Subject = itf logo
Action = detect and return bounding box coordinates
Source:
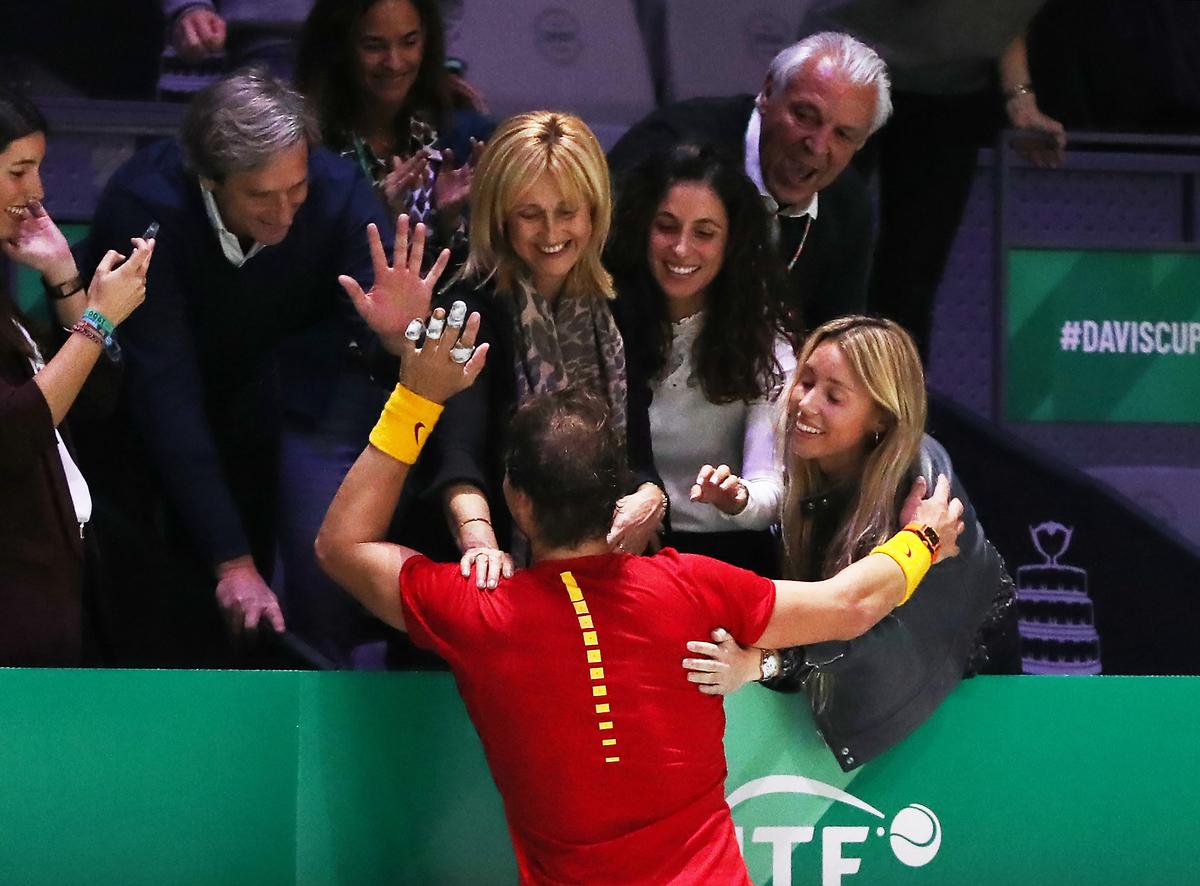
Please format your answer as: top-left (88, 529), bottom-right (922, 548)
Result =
top-left (728, 775), bottom-right (941, 885)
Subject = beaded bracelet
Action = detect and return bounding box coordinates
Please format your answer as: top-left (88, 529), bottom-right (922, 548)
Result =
top-left (70, 320), bottom-right (105, 347)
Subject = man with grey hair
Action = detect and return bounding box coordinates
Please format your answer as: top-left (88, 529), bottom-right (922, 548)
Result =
top-left (609, 31), bottom-right (891, 333)
top-left (80, 70), bottom-right (395, 666)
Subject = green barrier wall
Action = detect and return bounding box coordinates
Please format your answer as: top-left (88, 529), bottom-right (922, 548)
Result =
top-left (1, 672), bottom-right (1196, 885)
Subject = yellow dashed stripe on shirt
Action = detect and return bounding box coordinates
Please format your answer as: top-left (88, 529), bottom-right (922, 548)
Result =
top-left (561, 570), bottom-right (620, 764)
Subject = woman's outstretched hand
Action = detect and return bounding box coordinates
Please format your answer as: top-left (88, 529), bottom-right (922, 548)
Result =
top-left (690, 463), bottom-right (749, 516)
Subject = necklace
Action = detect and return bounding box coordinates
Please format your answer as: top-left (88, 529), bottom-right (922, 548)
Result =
top-left (786, 215), bottom-right (814, 272)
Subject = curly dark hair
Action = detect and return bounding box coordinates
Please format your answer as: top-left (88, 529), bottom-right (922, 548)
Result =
top-left (606, 144), bottom-right (793, 403)
top-left (294, 0), bottom-right (451, 152)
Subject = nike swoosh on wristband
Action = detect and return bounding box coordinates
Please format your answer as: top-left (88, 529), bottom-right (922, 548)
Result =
top-left (414, 421), bottom-right (426, 444)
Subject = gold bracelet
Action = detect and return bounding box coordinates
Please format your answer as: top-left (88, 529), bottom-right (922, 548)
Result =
top-left (368, 384), bottom-right (444, 464)
top-left (870, 529), bottom-right (934, 605)
top-left (1004, 82), bottom-right (1034, 102)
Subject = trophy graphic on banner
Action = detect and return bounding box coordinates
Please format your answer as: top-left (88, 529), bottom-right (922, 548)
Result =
top-left (1014, 522), bottom-right (1102, 675)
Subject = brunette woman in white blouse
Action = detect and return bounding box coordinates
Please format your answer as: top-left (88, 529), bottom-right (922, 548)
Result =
top-left (609, 145), bottom-right (795, 573)
top-left (0, 89), bottom-right (153, 665)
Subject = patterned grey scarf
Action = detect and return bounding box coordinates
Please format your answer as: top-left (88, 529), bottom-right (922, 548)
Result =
top-left (502, 283), bottom-right (628, 437)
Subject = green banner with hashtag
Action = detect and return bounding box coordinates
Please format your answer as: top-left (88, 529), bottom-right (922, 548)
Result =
top-left (1006, 248), bottom-right (1200, 422)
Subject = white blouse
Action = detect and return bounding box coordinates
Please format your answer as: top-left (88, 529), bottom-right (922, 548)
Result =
top-left (648, 311), bottom-right (795, 534)
top-left (15, 321), bottom-right (92, 525)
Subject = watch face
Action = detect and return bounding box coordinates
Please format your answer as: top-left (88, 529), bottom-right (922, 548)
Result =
top-left (760, 651), bottom-right (779, 680)
top-left (923, 525), bottom-right (940, 547)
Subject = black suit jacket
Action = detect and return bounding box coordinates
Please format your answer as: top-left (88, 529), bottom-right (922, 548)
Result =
top-left (0, 346), bottom-right (84, 665)
top-left (608, 95), bottom-right (874, 332)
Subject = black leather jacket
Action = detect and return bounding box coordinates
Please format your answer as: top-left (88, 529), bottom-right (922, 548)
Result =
top-left (766, 435), bottom-right (1018, 771)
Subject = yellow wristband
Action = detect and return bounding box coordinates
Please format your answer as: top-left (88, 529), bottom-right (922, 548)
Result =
top-left (368, 384), bottom-right (444, 464)
top-left (870, 529), bottom-right (934, 605)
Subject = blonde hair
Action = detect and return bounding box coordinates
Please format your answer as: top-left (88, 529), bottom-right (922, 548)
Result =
top-left (462, 110), bottom-right (614, 299)
top-left (780, 316), bottom-right (926, 580)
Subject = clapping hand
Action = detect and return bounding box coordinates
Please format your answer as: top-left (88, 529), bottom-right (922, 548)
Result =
top-left (382, 153), bottom-right (431, 216)
top-left (434, 140), bottom-right (486, 219)
top-left (339, 214), bottom-right (450, 355)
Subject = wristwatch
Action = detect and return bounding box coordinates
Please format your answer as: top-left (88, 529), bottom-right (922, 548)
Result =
top-left (42, 274), bottom-right (84, 300)
top-left (757, 649), bottom-right (781, 682)
top-left (903, 522), bottom-right (940, 558)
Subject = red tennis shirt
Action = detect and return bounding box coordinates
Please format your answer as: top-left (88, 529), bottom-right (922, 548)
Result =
top-left (399, 547), bottom-right (776, 885)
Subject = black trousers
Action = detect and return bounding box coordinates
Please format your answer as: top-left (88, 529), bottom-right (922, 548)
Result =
top-left (667, 528), bottom-right (780, 578)
top-left (855, 89), bottom-right (1002, 361)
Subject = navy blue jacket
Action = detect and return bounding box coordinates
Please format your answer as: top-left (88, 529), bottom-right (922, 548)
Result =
top-left (83, 139), bottom-right (390, 570)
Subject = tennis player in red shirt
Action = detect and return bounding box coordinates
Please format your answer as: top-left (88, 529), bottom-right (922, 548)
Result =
top-left (317, 219), bottom-right (962, 885)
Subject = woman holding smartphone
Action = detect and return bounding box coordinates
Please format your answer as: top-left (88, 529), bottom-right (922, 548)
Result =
top-left (0, 88), bottom-right (155, 665)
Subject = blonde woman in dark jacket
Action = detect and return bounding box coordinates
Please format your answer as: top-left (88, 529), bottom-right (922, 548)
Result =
top-left (683, 316), bottom-right (1018, 770)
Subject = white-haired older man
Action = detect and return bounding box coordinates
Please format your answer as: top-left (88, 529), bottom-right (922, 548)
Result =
top-left (609, 32), bottom-right (891, 334)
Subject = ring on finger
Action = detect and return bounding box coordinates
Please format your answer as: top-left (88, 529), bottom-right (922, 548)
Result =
top-left (450, 343), bottom-right (474, 364)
